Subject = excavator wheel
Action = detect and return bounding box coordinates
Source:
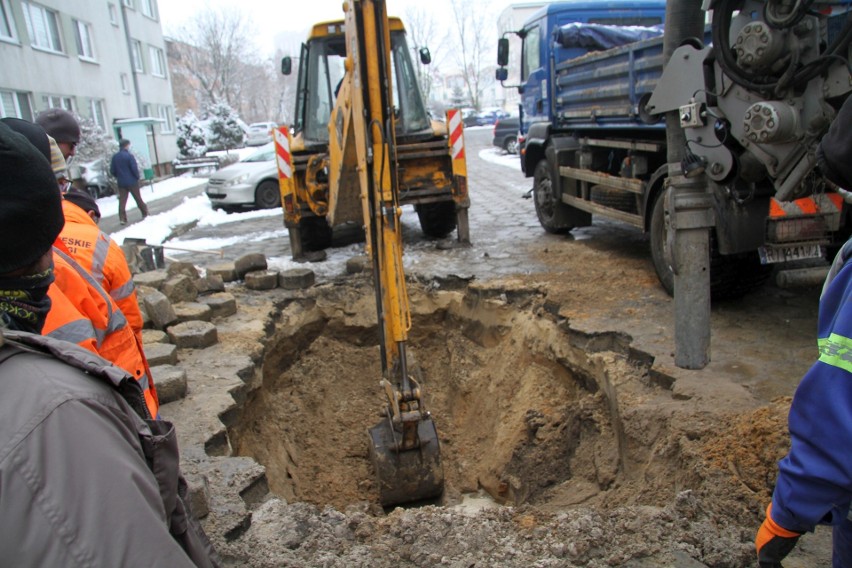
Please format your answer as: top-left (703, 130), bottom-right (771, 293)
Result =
top-left (368, 415), bottom-right (444, 507)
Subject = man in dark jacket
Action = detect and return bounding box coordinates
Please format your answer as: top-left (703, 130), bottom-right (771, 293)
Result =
top-left (756, 94), bottom-right (852, 567)
top-left (110, 138), bottom-right (149, 225)
top-left (0, 121), bottom-right (219, 566)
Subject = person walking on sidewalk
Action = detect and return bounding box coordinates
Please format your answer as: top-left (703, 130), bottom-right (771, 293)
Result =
top-left (110, 139), bottom-right (148, 225)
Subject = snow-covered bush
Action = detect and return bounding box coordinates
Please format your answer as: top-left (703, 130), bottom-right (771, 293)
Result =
top-left (205, 102), bottom-right (245, 152)
top-left (176, 110), bottom-right (208, 158)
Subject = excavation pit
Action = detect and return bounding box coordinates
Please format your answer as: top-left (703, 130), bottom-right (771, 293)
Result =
top-left (226, 277), bottom-right (787, 533)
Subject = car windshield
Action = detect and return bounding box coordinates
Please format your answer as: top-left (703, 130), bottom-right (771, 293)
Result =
top-left (243, 145), bottom-right (275, 163)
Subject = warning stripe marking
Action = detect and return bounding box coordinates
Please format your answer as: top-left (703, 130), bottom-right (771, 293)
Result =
top-left (769, 193), bottom-right (843, 218)
top-left (274, 128), bottom-right (292, 179)
top-left (448, 109), bottom-right (465, 161)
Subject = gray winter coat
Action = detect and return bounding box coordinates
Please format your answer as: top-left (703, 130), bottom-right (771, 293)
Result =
top-left (0, 329), bottom-right (219, 567)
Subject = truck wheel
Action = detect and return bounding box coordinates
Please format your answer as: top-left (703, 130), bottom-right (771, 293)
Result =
top-left (533, 160), bottom-right (573, 234)
top-left (416, 201), bottom-right (457, 238)
top-left (255, 181), bottom-right (281, 209)
top-left (649, 192), bottom-right (675, 296)
top-left (299, 216), bottom-right (333, 251)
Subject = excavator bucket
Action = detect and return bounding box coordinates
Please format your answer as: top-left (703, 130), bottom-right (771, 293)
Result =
top-left (368, 415), bottom-right (444, 506)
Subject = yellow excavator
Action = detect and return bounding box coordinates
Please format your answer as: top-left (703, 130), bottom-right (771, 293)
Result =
top-left (276, 0), bottom-right (448, 506)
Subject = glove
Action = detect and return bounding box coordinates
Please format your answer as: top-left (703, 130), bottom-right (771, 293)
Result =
top-left (756, 503), bottom-right (802, 567)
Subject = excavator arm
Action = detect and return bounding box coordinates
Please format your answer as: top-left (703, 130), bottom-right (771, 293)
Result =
top-left (330, 0), bottom-right (444, 507)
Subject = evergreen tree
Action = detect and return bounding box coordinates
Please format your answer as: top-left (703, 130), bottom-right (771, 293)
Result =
top-left (206, 101), bottom-right (245, 152)
top-left (176, 110), bottom-right (208, 158)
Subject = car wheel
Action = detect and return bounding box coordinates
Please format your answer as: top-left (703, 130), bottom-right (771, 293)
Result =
top-left (87, 185), bottom-right (100, 199)
top-left (254, 180), bottom-right (280, 209)
top-left (504, 136), bottom-right (519, 155)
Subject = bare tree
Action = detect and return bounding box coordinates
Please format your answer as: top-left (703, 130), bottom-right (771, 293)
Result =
top-left (448, 0), bottom-right (495, 111)
top-left (403, 6), bottom-right (441, 105)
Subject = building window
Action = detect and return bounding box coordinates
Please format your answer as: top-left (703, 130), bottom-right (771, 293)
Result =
top-left (22, 2), bottom-right (63, 53)
top-left (42, 94), bottom-right (75, 112)
top-left (157, 105), bottom-right (173, 133)
top-left (120, 72), bottom-right (130, 94)
top-left (89, 98), bottom-right (106, 129)
top-left (0, 90), bottom-right (34, 121)
top-left (122, 0), bottom-right (134, 9)
top-left (108, 3), bottom-right (118, 26)
top-left (149, 46), bottom-right (166, 77)
top-left (140, 0), bottom-right (157, 20)
top-left (131, 39), bottom-right (144, 72)
top-left (141, 103), bottom-right (151, 117)
top-left (0, 0), bottom-right (18, 43)
top-left (74, 19), bottom-right (96, 61)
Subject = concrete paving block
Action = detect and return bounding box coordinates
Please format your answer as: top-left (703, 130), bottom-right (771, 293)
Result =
top-left (145, 342), bottom-right (178, 366)
top-left (279, 268), bottom-right (316, 289)
top-left (195, 274), bottom-right (225, 295)
top-left (167, 320), bottom-right (218, 349)
top-left (245, 269), bottom-right (279, 290)
top-left (152, 364), bottom-right (188, 404)
top-left (199, 292), bottom-right (238, 319)
top-left (133, 269), bottom-right (168, 290)
top-left (184, 473), bottom-right (210, 519)
top-left (167, 261), bottom-right (200, 279)
top-left (207, 262), bottom-right (238, 283)
top-left (139, 302), bottom-right (152, 329)
top-left (162, 275), bottom-right (199, 303)
top-left (174, 301), bottom-right (214, 324)
top-left (346, 255), bottom-right (371, 274)
top-left (234, 253), bottom-right (267, 279)
top-left (142, 290), bottom-right (178, 329)
top-left (141, 329), bottom-right (169, 344)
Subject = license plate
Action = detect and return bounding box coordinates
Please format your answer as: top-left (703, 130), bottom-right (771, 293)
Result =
top-left (758, 244), bottom-right (823, 264)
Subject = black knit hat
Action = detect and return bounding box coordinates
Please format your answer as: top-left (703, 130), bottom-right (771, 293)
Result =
top-left (817, 95), bottom-right (852, 190)
top-left (35, 108), bottom-right (81, 144)
top-left (0, 117), bottom-right (51, 162)
top-left (64, 188), bottom-right (101, 218)
top-left (0, 122), bottom-right (65, 274)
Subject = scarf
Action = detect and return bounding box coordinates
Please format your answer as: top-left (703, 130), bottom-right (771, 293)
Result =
top-left (0, 264), bottom-right (55, 333)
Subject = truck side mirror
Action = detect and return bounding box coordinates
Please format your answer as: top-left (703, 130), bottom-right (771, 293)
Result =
top-left (497, 38), bottom-right (509, 67)
top-left (496, 68), bottom-right (508, 82)
top-left (281, 56), bottom-right (292, 76)
top-left (419, 47), bottom-right (431, 65)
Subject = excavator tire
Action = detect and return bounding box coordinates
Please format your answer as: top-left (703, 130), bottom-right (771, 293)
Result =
top-left (298, 216), bottom-right (333, 252)
top-left (415, 201), bottom-right (457, 238)
top-left (368, 415), bottom-right (444, 507)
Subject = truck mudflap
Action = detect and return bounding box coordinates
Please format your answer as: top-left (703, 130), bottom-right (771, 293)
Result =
top-left (761, 193), bottom-right (845, 264)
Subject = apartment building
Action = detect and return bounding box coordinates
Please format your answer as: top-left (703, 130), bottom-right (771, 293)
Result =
top-left (0, 0), bottom-right (178, 170)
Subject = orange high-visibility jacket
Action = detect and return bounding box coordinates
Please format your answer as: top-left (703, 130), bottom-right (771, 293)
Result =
top-left (59, 200), bottom-right (143, 335)
top-left (44, 247), bottom-right (159, 418)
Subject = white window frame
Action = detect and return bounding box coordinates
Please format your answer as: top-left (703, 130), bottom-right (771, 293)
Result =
top-left (22, 1), bottom-right (63, 53)
top-left (74, 19), bottom-right (96, 61)
top-left (120, 72), bottom-right (130, 94)
top-left (157, 105), bottom-right (173, 133)
top-left (0, 0), bottom-right (18, 43)
top-left (121, 0), bottom-right (134, 8)
top-left (108, 3), bottom-right (118, 26)
top-left (43, 94), bottom-right (75, 113)
top-left (131, 39), bottom-right (144, 72)
top-left (0, 90), bottom-right (34, 121)
top-left (141, 103), bottom-right (151, 117)
top-left (140, 0), bottom-right (157, 20)
top-left (149, 45), bottom-right (165, 77)
top-left (89, 98), bottom-right (106, 129)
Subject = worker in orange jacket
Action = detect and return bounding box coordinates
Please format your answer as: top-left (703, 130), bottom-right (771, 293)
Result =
top-left (60, 189), bottom-right (144, 336)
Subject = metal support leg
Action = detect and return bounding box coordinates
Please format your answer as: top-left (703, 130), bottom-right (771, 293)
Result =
top-left (456, 205), bottom-right (470, 245)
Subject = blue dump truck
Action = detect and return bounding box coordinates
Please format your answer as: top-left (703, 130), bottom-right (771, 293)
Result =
top-left (497, 0), bottom-right (852, 298)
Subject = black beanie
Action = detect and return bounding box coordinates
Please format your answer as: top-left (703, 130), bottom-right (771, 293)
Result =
top-left (817, 95), bottom-right (852, 190)
top-left (35, 108), bottom-right (81, 144)
top-left (64, 188), bottom-right (101, 218)
top-left (0, 122), bottom-right (65, 274)
top-left (0, 117), bottom-right (51, 162)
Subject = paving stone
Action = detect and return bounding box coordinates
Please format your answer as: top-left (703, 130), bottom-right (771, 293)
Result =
top-left (167, 320), bottom-right (218, 349)
top-left (174, 302), bottom-right (214, 323)
top-left (162, 275), bottom-right (199, 303)
top-left (207, 262), bottom-right (238, 283)
top-left (199, 292), bottom-right (238, 319)
top-left (145, 342), bottom-right (178, 366)
top-left (346, 255), bottom-right (371, 274)
top-left (184, 474), bottom-right (210, 519)
top-left (234, 253), bottom-right (267, 279)
top-left (195, 274), bottom-right (225, 295)
top-left (152, 364), bottom-right (188, 404)
top-left (142, 290), bottom-right (178, 329)
top-left (141, 329), bottom-right (169, 344)
top-left (135, 285), bottom-right (158, 298)
top-left (279, 268), bottom-right (316, 289)
top-left (167, 261), bottom-right (200, 279)
top-left (133, 269), bottom-right (168, 290)
top-left (139, 302), bottom-right (152, 329)
top-left (245, 269), bottom-right (279, 290)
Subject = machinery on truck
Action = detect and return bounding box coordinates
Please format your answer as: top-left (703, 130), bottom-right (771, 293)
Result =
top-left (276, 0), bottom-right (444, 506)
top-left (497, 0), bottom-right (852, 298)
top-left (280, 12), bottom-right (469, 260)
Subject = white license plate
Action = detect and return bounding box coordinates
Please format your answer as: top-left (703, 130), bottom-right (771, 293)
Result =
top-left (758, 244), bottom-right (823, 264)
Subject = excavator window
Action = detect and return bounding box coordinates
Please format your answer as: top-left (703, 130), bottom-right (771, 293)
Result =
top-left (303, 37), bottom-right (346, 143)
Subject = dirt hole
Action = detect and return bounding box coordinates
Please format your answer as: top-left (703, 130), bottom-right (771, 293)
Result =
top-left (227, 279), bottom-right (785, 521)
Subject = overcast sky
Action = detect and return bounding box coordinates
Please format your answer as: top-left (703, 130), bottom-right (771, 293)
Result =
top-left (158, 0), bottom-right (526, 57)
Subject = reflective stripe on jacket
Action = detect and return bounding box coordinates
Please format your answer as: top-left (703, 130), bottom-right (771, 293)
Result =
top-left (60, 200), bottom-right (143, 335)
top-left (45, 246), bottom-right (159, 418)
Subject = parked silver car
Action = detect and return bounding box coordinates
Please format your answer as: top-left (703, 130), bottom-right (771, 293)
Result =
top-left (205, 144), bottom-right (280, 211)
top-left (245, 122), bottom-right (276, 146)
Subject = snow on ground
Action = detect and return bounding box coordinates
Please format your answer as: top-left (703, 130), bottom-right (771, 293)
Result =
top-left (478, 147), bottom-right (521, 171)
